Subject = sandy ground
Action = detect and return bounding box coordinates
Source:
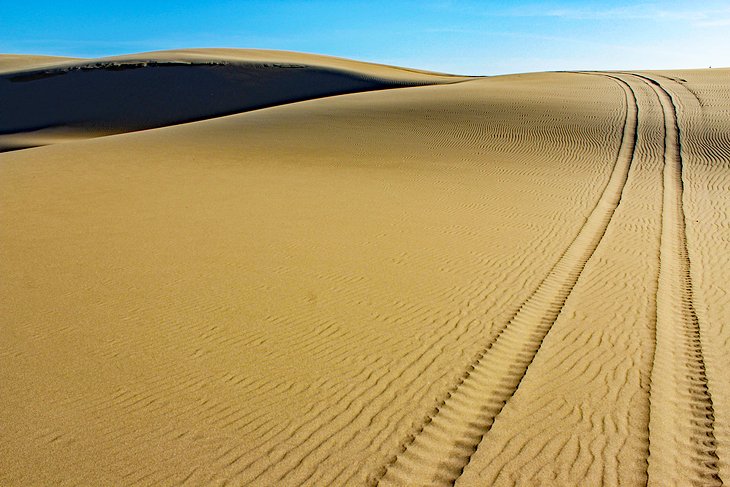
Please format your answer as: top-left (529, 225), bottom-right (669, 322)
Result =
top-left (1, 50), bottom-right (729, 486)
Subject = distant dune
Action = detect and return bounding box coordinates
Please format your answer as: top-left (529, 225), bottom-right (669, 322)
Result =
top-left (1, 50), bottom-right (729, 486)
top-left (0, 49), bottom-right (468, 151)
top-left (0, 54), bottom-right (83, 73)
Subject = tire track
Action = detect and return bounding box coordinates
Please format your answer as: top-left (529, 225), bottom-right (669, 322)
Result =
top-left (634, 73), bottom-right (722, 486)
top-left (373, 75), bottom-right (638, 486)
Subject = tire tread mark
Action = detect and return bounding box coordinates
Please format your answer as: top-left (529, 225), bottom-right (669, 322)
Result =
top-left (372, 74), bottom-right (638, 487)
top-left (632, 72), bottom-right (722, 487)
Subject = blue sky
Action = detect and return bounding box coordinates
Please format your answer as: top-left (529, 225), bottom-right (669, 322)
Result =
top-left (1, 0), bottom-right (729, 75)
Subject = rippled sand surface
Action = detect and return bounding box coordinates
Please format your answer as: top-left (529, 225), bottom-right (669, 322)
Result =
top-left (1, 51), bottom-right (729, 485)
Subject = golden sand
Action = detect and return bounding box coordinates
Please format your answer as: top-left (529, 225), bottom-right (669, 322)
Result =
top-left (1, 51), bottom-right (728, 485)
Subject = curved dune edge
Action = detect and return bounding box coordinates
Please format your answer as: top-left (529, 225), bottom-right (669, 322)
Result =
top-left (0, 49), bottom-right (473, 152)
top-left (0, 54), bottom-right (84, 73)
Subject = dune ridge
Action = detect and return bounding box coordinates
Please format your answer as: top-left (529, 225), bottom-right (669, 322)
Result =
top-left (0, 54), bottom-right (82, 73)
top-left (0, 49), bottom-right (469, 151)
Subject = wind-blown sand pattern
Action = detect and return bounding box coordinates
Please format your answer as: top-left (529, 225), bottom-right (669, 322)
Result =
top-left (637, 73), bottom-right (721, 486)
top-left (376, 74), bottom-right (638, 486)
top-left (1, 50), bottom-right (729, 486)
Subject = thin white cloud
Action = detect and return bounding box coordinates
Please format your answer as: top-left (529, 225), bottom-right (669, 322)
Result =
top-left (542, 4), bottom-right (657, 20)
top-left (535, 3), bottom-right (730, 28)
top-left (694, 17), bottom-right (730, 27)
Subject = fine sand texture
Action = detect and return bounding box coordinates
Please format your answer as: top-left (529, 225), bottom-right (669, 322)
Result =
top-left (1, 50), bottom-right (729, 486)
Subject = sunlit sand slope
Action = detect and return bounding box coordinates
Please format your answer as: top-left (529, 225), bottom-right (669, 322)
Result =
top-left (1, 64), bottom-right (728, 486)
top-left (0, 54), bottom-right (82, 73)
top-left (655, 68), bottom-right (730, 486)
top-left (452, 70), bottom-right (730, 487)
top-left (0, 49), bottom-right (465, 151)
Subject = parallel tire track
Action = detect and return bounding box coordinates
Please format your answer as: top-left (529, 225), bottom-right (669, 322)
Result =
top-left (373, 75), bottom-right (638, 486)
top-left (635, 74), bottom-right (722, 486)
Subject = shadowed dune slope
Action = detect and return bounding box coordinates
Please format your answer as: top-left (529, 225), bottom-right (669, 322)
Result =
top-left (0, 49), bottom-right (468, 151)
top-left (0, 64), bottom-right (729, 486)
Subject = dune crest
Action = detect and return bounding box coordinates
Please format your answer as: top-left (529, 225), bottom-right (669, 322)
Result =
top-left (0, 49), bottom-right (469, 151)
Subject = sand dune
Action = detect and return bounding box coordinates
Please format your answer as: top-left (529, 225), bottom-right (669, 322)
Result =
top-left (0, 49), bottom-right (467, 151)
top-left (0, 50), bottom-right (729, 486)
top-left (0, 54), bottom-right (82, 73)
